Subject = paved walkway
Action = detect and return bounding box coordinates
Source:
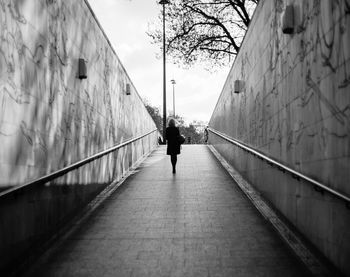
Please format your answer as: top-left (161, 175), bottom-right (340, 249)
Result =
top-left (27, 145), bottom-right (310, 277)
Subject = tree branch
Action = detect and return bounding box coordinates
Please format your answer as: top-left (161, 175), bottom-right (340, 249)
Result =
top-left (184, 3), bottom-right (240, 52)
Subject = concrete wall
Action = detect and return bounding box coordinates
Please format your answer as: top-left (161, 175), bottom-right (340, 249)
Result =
top-left (209, 0), bottom-right (350, 274)
top-left (0, 0), bottom-right (158, 273)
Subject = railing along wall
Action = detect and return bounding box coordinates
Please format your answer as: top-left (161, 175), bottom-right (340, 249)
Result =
top-left (0, 129), bottom-right (157, 198)
top-left (208, 128), bottom-right (350, 207)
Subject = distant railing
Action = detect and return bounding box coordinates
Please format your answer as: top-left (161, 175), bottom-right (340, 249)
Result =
top-left (0, 129), bottom-right (158, 198)
top-left (208, 128), bottom-right (350, 206)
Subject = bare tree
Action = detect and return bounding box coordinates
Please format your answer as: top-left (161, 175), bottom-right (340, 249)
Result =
top-left (148, 0), bottom-right (259, 67)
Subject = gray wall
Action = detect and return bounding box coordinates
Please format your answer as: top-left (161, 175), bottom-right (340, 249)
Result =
top-left (209, 0), bottom-right (350, 274)
top-left (0, 0), bottom-right (157, 189)
top-left (0, 0), bottom-right (158, 273)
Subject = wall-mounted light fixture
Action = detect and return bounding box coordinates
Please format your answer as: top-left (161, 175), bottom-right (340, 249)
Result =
top-left (78, 58), bottom-right (87, 79)
top-left (282, 5), bottom-right (294, 34)
top-left (234, 80), bottom-right (244, 94)
top-left (126, 83), bottom-right (131, 95)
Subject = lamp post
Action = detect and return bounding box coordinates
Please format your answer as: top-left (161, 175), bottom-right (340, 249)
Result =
top-left (159, 0), bottom-right (170, 144)
top-left (171, 79), bottom-right (176, 117)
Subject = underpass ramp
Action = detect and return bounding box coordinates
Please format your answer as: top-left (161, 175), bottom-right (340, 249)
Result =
top-left (26, 145), bottom-right (311, 277)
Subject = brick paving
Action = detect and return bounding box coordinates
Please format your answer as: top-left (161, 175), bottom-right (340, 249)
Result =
top-left (27, 145), bottom-right (310, 277)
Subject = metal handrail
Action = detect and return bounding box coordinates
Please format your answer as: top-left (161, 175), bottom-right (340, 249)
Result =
top-left (208, 127), bottom-right (350, 205)
top-left (0, 129), bottom-right (158, 198)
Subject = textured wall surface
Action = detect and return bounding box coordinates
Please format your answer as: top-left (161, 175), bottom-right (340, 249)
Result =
top-left (0, 0), bottom-right (158, 273)
top-left (209, 0), bottom-right (350, 274)
top-left (0, 0), bottom-right (157, 188)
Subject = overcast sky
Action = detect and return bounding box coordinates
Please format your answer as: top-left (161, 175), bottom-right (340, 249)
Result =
top-left (88, 0), bottom-right (231, 123)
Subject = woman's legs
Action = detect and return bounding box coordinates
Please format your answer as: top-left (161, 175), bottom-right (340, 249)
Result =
top-left (171, 154), bottom-right (177, 173)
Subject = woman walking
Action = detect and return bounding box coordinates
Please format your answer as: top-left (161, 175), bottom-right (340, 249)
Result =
top-left (165, 118), bottom-right (181, 174)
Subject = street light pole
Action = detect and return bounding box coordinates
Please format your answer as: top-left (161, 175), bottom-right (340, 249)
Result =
top-left (159, 0), bottom-right (169, 144)
top-left (171, 79), bottom-right (176, 117)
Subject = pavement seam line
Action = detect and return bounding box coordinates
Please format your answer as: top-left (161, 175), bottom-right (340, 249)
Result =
top-left (207, 144), bottom-right (332, 277)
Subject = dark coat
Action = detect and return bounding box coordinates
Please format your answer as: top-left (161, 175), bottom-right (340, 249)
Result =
top-left (166, 126), bottom-right (180, 155)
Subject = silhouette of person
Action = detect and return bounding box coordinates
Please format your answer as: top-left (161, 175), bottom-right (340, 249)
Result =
top-left (204, 126), bottom-right (208, 144)
top-left (165, 118), bottom-right (181, 174)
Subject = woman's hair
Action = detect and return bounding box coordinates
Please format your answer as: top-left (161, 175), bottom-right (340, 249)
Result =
top-left (168, 118), bottom-right (176, 127)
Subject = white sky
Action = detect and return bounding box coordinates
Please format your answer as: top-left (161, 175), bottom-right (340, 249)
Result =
top-left (88, 0), bottom-right (231, 123)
